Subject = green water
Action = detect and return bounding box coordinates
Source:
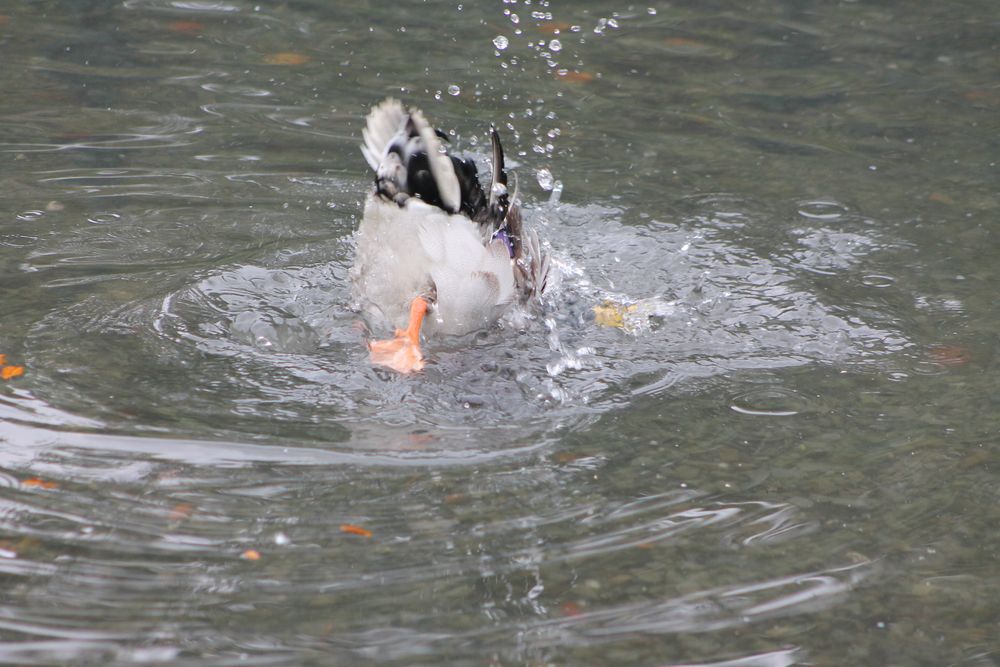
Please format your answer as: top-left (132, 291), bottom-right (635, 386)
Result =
top-left (1, 1), bottom-right (998, 665)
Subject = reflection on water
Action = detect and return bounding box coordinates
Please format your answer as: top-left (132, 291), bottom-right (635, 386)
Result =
top-left (1, 0), bottom-right (998, 665)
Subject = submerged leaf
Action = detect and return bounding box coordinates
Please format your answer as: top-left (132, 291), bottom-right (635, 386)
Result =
top-left (593, 300), bottom-right (636, 329)
top-left (340, 524), bottom-right (373, 538)
top-left (927, 344), bottom-right (972, 367)
top-left (264, 52), bottom-right (312, 65)
top-left (168, 503), bottom-right (195, 523)
top-left (556, 70), bottom-right (595, 83)
top-left (537, 21), bottom-right (573, 35)
top-left (167, 20), bottom-right (205, 34)
top-left (560, 601), bottom-right (583, 617)
top-left (22, 478), bottom-right (58, 490)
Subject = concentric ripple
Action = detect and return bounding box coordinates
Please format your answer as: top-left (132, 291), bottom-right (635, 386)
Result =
top-left (14, 192), bottom-right (913, 459)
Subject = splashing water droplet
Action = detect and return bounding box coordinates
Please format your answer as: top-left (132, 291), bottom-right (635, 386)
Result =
top-left (536, 168), bottom-right (554, 191)
top-left (447, 84), bottom-right (461, 96)
top-left (549, 39), bottom-right (562, 52)
top-left (549, 180), bottom-right (563, 206)
top-left (493, 35), bottom-right (509, 50)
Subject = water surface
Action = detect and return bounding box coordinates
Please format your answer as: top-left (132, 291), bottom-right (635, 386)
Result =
top-left (1, 1), bottom-right (998, 665)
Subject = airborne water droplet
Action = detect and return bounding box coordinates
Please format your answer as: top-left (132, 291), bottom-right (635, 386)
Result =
top-left (536, 168), bottom-right (554, 191)
top-left (493, 35), bottom-right (509, 50)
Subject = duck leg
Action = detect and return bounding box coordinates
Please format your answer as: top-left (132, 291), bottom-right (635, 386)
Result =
top-left (369, 296), bottom-right (427, 373)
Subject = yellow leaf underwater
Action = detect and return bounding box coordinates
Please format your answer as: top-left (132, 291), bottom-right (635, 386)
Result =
top-left (593, 300), bottom-right (637, 329)
top-left (593, 297), bottom-right (674, 333)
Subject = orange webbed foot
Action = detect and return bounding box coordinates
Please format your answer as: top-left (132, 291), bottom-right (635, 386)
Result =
top-left (368, 297), bottom-right (428, 374)
top-left (369, 331), bottom-right (425, 373)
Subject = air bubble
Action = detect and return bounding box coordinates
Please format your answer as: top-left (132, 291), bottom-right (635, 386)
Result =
top-left (493, 35), bottom-right (509, 50)
top-left (861, 274), bottom-right (896, 288)
top-left (87, 212), bottom-right (122, 225)
top-left (549, 39), bottom-right (562, 52)
top-left (730, 387), bottom-right (808, 417)
top-left (797, 200), bottom-right (848, 220)
top-left (447, 84), bottom-right (461, 96)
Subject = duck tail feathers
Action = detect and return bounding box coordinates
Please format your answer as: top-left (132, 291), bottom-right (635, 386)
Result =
top-left (361, 98), bottom-right (463, 214)
top-left (361, 98), bottom-right (408, 172)
top-left (409, 109), bottom-right (461, 213)
top-left (488, 127), bottom-right (508, 208)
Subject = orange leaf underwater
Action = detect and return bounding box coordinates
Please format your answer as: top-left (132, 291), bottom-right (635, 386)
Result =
top-left (168, 503), bottom-right (196, 523)
top-left (537, 21), bottom-right (573, 35)
top-left (264, 52), bottom-right (312, 65)
top-left (0, 354), bottom-right (25, 380)
top-left (22, 478), bottom-right (59, 490)
top-left (167, 20), bottom-right (205, 34)
top-left (241, 549), bottom-right (261, 561)
top-left (339, 524), bottom-right (373, 538)
top-left (555, 70), bottom-right (595, 83)
top-left (560, 601), bottom-right (583, 617)
top-left (927, 344), bottom-right (972, 367)
top-left (928, 192), bottom-right (955, 205)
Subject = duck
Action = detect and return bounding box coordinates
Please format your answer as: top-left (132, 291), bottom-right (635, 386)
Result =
top-left (351, 98), bottom-right (549, 373)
